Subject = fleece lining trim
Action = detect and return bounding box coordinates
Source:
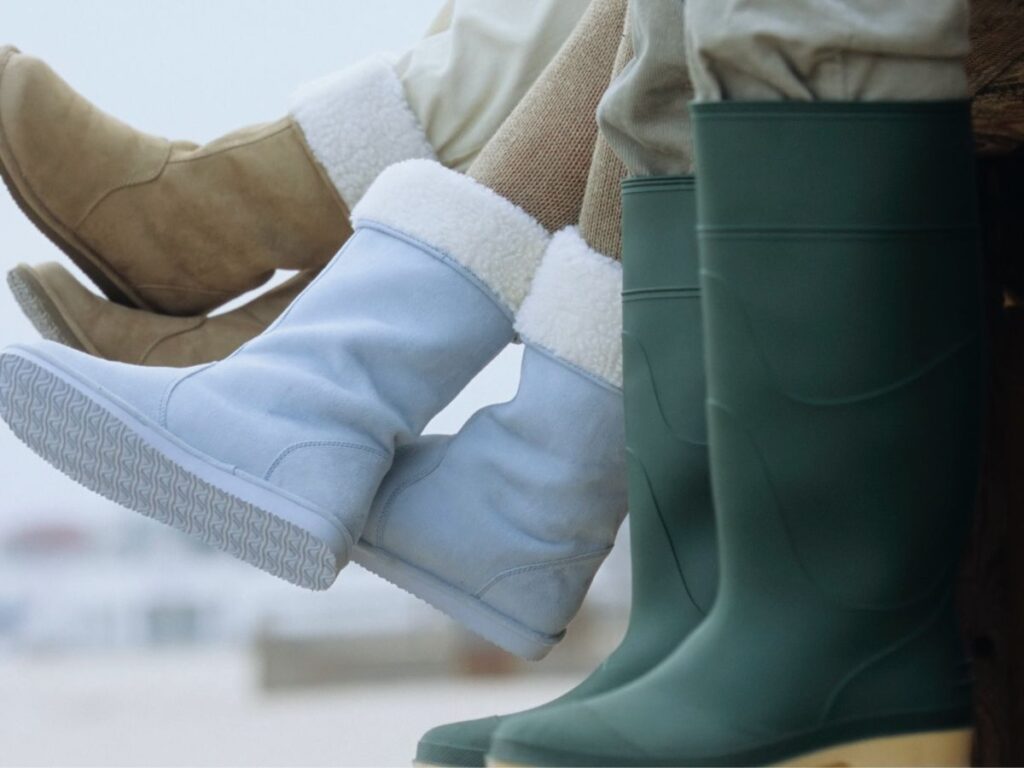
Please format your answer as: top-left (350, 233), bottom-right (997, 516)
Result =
top-left (290, 55), bottom-right (436, 209)
top-left (351, 160), bottom-right (550, 313)
top-left (515, 228), bottom-right (623, 389)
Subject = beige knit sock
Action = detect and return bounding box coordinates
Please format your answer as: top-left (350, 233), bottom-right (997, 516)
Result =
top-left (578, 134), bottom-right (628, 259)
top-left (468, 0), bottom-right (627, 233)
top-left (578, 24), bottom-right (633, 260)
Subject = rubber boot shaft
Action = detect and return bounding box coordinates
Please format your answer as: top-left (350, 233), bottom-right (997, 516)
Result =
top-left (618, 176), bottom-right (717, 663)
top-left (488, 101), bottom-right (983, 766)
top-left (415, 179), bottom-right (716, 766)
top-left (694, 100), bottom-right (982, 760)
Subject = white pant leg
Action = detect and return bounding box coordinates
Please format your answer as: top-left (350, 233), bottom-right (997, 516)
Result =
top-left (598, 0), bottom-right (694, 176)
top-left (397, 0), bottom-right (592, 170)
top-left (423, 0), bottom-right (455, 37)
top-left (685, 0), bottom-right (969, 102)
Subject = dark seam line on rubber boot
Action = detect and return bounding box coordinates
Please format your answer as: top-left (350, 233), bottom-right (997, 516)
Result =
top-left (628, 448), bottom-right (711, 616)
top-left (703, 272), bottom-right (979, 408)
top-left (699, 227), bottom-right (978, 238)
top-left (820, 584), bottom-right (970, 723)
top-left (622, 331), bottom-right (707, 447)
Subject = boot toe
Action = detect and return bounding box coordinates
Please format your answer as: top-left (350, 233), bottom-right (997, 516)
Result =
top-left (0, 340), bottom-right (350, 591)
top-left (416, 716), bottom-right (501, 767)
top-left (490, 703), bottom-right (646, 767)
top-left (0, 47), bottom-right (170, 246)
top-left (0, 49), bottom-right (60, 163)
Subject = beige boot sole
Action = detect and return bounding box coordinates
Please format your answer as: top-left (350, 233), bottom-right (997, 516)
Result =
top-left (485, 728), bottom-right (973, 768)
top-left (0, 45), bottom-right (152, 310)
top-left (780, 728), bottom-right (972, 767)
top-left (7, 263), bottom-right (93, 353)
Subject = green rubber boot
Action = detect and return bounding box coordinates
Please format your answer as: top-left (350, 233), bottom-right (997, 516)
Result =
top-left (415, 177), bottom-right (717, 766)
top-left (488, 102), bottom-right (983, 767)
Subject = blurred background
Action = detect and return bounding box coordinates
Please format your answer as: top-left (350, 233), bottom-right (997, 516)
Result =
top-left (0, 2), bottom-right (631, 765)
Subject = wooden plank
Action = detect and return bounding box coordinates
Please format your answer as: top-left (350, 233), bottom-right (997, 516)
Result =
top-left (969, 0), bottom-right (1024, 155)
top-left (968, 0), bottom-right (1024, 96)
top-left (974, 56), bottom-right (1024, 155)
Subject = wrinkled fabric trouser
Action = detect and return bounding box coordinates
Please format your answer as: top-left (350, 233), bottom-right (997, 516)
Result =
top-left (397, 0), bottom-right (591, 171)
top-left (598, 0), bottom-right (970, 176)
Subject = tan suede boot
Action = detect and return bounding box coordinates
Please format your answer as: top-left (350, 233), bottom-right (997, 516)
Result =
top-left (7, 262), bottom-right (316, 366)
top-left (0, 45), bottom-right (350, 316)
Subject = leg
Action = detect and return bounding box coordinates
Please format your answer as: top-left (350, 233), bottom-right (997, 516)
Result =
top-left (490, 1), bottom-right (982, 765)
top-left (0, 0), bottom-right (624, 600)
top-left (4, 0), bottom-right (594, 364)
top-left (0, 0), bottom-right (589, 315)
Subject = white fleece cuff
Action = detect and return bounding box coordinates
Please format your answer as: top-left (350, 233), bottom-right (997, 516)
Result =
top-left (515, 228), bottom-right (623, 389)
top-left (290, 55), bottom-right (436, 209)
top-left (351, 159), bottom-right (550, 313)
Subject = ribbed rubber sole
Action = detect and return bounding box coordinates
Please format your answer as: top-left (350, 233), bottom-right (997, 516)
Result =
top-left (354, 541), bottom-right (562, 661)
top-left (7, 265), bottom-right (90, 352)
top-left (0, 350), bottom-right (344, 590)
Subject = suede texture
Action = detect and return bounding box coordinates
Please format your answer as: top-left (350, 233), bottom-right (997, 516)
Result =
top-left (418, 178), bottom-right (714, 768)
top-left (361, 345), bottom-right (626, 638)
top-left (14, 222), bottom-right (514, 546)
top-left (0, 48), bottom-right (350, 315)
top-left (13, 262), bottom-right (318, 366)
top-left (163, 225), bottom-right (514, 531)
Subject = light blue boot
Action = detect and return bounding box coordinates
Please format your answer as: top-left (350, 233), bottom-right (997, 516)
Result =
top-left (356, 228), bottom-right (626, 660)
top-left (0, 160), bottom-right (549, 590)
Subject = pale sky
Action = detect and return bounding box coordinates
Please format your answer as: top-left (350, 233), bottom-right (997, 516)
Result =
top-left (0, 1), bottom-right (523, 530)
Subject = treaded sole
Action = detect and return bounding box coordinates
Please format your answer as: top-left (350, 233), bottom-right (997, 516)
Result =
top-left (354, 541), bottom-right (562, 661)
top-left (0, 352), bottom-right (341, 590)
top-left (7, 265), bottom-right (89, 352)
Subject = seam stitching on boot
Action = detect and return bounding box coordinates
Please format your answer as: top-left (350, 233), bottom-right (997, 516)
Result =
top-left (474, 547), bottom-right (613, 598)
top-left (74, 141), bottom-right (174, 229)
top-left (373, 439), bottom-right (452, 546)
top-left (264, 440), bottom-right (389, 481)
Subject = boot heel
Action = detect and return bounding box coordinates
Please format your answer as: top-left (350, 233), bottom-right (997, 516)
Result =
top-left (781, 728), bottom-right (973, 767)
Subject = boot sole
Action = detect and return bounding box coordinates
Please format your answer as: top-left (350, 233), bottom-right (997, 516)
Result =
top-left (7, 264), bottom-right (95, 354)
top-left (485, 727), bottom-right (974, 767)
top-left (0, 46), bottom-right (153, 311)
top-left (781, 727), bottom-right (973, 767)
top-left (353, 541), bottom-right (562, 661)
top-left (0, 348), bottom-right (350, 590)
